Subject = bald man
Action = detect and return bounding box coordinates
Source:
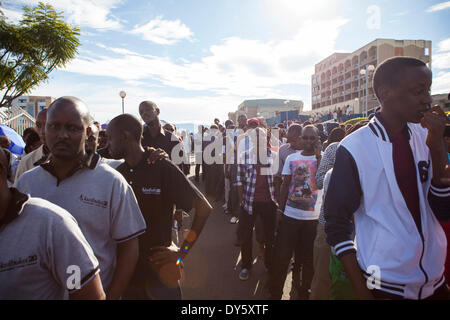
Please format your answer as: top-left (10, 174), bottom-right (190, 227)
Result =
top-left (16, 96), bottom-right (147, 300)
top-left (14, 108), bottom-right (50, 184)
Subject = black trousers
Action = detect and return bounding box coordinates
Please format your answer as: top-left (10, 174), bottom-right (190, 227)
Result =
top-left (237, 202), bottom-right (277, 270)
top-left (269, 215), bottom-right (317, 299)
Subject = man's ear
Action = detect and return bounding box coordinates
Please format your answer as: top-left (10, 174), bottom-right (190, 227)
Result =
top-left (377, 86), bottom-right (392, 103)
top-left (156, 108), bottom-right (160, 116)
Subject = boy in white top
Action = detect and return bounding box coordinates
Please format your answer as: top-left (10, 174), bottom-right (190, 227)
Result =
top-left (269, 125), bottom-right (322, 300)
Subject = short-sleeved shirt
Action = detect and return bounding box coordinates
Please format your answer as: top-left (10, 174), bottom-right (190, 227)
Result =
top-left (0, 190), bottom-right (99, 300)
top-left (16, 154), bottom-right (146, 290)
top-left (282, 152), bottom-right (320, 220)
top-left (116, 156), bottom-right (203, 254)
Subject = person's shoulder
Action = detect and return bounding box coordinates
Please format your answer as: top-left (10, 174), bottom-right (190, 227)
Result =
top-left (18, 164), bottom-right (44, 180)
top-left (22, 197), bottom-right (77, 227)
top-left (18, 146), bottom-right (42, 164)
top-left (285, 151), bottom-right (300, 162)
top-left (340, 124), bottom-right (371, 146)
top-left (100, 158), bottom-right (124, 170)
top-left (94, 159), bottom-right (130, 183)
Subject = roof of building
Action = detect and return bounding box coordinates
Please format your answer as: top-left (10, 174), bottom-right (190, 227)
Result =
top-left (239, 99), bottom-right (303, 108)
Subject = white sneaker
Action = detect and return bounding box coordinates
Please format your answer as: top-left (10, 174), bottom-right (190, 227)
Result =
top-left (239, 268), bottom-right (250, 281)
top-left (230, 216), bottom-right (239, 224)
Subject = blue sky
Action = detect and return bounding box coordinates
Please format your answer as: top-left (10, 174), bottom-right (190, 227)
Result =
top-left (3, 0), bottom-right (450, 125)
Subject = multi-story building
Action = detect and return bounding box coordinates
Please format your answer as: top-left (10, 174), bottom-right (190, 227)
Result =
top-left (10, 95), bottom-right (55, 118)
top-left (311, 39), bottom-right (432, 115)
top-left (233, 99), bottom-right (303, 121)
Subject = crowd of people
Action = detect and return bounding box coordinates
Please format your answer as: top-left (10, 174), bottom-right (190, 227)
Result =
top-left (0, 56), bottom-right (449, 300)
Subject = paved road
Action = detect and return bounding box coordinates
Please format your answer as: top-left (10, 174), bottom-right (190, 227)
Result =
top-left (179, 170), bottom-right (295, 300)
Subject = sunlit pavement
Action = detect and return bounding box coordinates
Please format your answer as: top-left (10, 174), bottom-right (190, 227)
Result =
top-left (180, 165), bottom-right (294, 300)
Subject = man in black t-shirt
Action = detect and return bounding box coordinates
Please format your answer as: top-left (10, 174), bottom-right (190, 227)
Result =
top-left (107, 114), bottom-right (212, 300)
top-left (139, 101), bottom-right (184, 164)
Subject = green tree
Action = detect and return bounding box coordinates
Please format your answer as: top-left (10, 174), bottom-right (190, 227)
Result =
top-left (0, 2), bottom-right (80, 108)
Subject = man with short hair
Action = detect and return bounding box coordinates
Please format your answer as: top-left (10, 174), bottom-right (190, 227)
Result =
top-left (325, 57), bottom-right (450, 300)
top-left (16, 97), bottom-right (147, 300)
top-left (140, 101), bottom-right (183, 162)
top-left (0, 147), bottom-right (105, 300)
top-left (274, 124), bottom-right (303, 204)
top-left (270, 125), bottom-right (322, 300)
top-left (107, 114), bottom-right (212, 299)
top-left (14, 108), bottom-right (50, 183)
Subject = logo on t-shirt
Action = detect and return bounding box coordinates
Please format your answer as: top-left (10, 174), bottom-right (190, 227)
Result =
top-left (142, 187), bottom-right (161, 195)
top-left (287, 159), bottom-right (318, 211)
top-left (0, 255), bottom-right (38, 273)
top-left (79, 194), bottom-right (108, 208)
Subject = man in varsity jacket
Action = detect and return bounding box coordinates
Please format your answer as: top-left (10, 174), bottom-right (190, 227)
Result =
top-left (324, 57), bottom-right (450, 300)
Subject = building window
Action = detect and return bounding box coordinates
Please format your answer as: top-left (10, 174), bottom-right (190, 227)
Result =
top-left (27, 104), bottom-right (34, 117)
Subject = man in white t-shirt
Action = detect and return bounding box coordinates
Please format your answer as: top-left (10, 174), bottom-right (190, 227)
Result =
top-left (269, 125), bottom-right (322, 300)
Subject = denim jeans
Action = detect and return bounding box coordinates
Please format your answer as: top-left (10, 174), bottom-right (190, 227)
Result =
top-left (269, 215), bottom-right (318, 299)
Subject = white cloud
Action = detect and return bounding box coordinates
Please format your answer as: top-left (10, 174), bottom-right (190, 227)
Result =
top-left (130, 16), bottom-right (194, 45)
top-left (426, 1), bottom-right (450, 12)
top-left (432, 71), bottom-right (450, 94)
top-left (437, 38), bottom-right (450, 52)
top-left (434, 52), bottom-right (450, 70)
top-left (30, 17), bottom-right (349, 123)
top-left (1, 8), bottom-right (23, 23)
top-left (433, 38), bottom-right (450, 70)
top-left (64, 17), bottom-right (349, 99)
top-left (11, 0), bottom-right (124, 30)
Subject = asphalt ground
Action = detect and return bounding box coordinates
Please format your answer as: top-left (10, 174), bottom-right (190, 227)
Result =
top-left (179, 166), bottom-right (296, 300)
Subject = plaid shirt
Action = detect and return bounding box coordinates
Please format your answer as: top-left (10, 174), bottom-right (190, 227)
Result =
top-left (236, 137), bottom-right (277, 215)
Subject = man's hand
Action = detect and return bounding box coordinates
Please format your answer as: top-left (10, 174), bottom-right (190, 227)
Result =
top-left (148, 246), bottom-right (183, 287)
top-left (149, 246), bottom-right (180, 266)
top-left (144, 147), bottom-right (169, 164)
top-left (420, 106), bottom-right (449, 148)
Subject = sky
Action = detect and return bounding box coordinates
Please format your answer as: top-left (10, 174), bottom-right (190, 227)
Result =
top-left (2, 0), bottom-right (450, 126)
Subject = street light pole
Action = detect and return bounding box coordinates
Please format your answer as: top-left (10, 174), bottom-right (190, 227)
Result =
top-left (119, 90), bottom-right (126, 114)
top-left (359, 65), bottom-right (375, 117)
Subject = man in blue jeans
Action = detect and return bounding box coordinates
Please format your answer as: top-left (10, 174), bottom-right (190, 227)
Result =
top-left (269, 125), bottom-right (322, 299)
